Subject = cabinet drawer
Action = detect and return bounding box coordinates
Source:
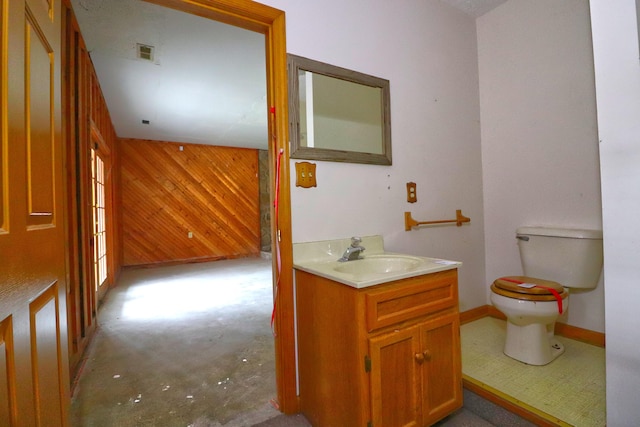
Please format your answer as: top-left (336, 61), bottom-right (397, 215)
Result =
top-left (364, 269), bottom-right (457, 332)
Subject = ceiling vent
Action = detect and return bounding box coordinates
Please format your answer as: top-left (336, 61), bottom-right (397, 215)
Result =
top-left (136, 43), bottom-right (155, 62)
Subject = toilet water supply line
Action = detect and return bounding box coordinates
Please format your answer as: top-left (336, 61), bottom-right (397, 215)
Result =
top-left (270, 105), bottom-right (284, 337)
top-left (499, 277), bottom-right (564, 314)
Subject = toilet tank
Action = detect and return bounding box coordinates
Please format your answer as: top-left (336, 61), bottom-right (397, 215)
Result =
top-left (517, 226), bottom-right (603, 289)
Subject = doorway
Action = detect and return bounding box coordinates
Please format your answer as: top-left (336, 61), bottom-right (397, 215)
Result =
top-left (66, 0), bottom-right (295, 417)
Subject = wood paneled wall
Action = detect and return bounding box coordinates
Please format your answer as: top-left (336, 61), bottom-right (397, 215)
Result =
top-left (64, 3), bottom-right (121, 378)
top-left (120, 139), bottom-right (260, 267)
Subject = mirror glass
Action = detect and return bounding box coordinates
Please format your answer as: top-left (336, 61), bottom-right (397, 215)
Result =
top-left (288, 54), bottom-right (392, 165)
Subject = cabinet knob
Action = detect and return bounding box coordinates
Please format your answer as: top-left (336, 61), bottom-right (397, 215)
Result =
top-left (414, 352), bottom-right (425, 364)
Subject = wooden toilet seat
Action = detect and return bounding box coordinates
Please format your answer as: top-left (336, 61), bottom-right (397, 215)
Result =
top-left (491, 276), bottom-right (568, 301)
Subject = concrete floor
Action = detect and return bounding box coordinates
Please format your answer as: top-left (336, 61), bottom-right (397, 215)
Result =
top-left (71, 257), bottom-right (282, 426)
top-left (71, 258), bottom-right (532, 427)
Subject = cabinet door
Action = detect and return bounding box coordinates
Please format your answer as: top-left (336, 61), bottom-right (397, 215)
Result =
top-left (420, 312), bottom-right (463, 425)
top-left (369, 327), bottom-right (422, 427)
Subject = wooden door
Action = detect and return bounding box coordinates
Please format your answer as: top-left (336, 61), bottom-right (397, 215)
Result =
top-left (420, 312), bottom-right (462, 426)
top-left (369, 327), bottom-right (421, 427)
top-left (0, 0), bottom-right (69, 425)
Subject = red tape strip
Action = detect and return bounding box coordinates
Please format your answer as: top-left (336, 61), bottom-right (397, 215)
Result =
top-left (498, 277), bottom-right (563, 314)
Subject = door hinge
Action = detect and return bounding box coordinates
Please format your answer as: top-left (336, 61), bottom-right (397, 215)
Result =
top-left (367, 421), bottom-right (373, 427)
top-left (364, 355), bottom-right (371, 373)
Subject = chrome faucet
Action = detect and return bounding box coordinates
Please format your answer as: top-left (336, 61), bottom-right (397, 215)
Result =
top-left (338, 237), bottom-right (366, 262)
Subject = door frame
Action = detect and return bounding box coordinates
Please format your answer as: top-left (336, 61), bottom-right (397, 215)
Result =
top-left (138, 0), bottom-right (296, 413)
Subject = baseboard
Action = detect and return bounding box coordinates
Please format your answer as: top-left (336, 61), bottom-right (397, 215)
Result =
top-left (123, 253), bottom-right (261, 269)
top-left (554, 322), bottom-right (605, 347)
top-left (459, 305), bottom-right (505, 324)
top-left (460, 305), bottom-right (605, 347)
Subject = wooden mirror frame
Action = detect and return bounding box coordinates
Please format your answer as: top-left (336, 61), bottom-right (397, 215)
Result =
top-left (288, 54), bottom-right (392, 165)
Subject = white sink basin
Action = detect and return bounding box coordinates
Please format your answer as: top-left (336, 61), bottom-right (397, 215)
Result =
top-left (293, 236), bottom-right (461, 288)
top-left (333, 254), bottom-right (424, 275)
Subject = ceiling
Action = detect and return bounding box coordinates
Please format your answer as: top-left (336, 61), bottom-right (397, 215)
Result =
top-left (440, 0), bottom-right (508, 18)
top-left (71, 0), bottom-right (507, 150)
top-left (71, 0), bottom-right (268, 149)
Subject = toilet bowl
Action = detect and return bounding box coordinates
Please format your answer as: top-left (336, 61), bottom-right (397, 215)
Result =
top-left (490, 276), bottom-right (568, 365)
top-left (491, 226), bottom-right (603, 366)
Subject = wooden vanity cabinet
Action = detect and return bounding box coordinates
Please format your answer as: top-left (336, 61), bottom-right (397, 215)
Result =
top-left (295, 268), bottom-right (462, 427)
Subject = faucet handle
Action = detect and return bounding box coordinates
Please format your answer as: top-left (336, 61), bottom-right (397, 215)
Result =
top-left (350, 236), bottom-right (362, 247)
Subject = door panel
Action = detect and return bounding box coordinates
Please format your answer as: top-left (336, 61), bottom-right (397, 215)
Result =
top-left (25, 10), bottom-right (55, 227)
top-left (0, 316), bottom-right (17, 426)
top-left (0, 0), bottom-right (69, 425)
top-left (30, 283), bottom-right (65, 425)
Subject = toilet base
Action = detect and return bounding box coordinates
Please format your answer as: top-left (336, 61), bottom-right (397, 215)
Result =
top-left (503, 321), bottom-right (565, 365)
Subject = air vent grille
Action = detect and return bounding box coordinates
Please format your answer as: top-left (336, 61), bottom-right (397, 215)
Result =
top-left (137, 43), bottom-right (154, 61)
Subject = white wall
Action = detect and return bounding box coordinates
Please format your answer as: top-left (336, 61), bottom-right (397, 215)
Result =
top-left (262, 0), bottom-right (487, 312)
top-left (477, 0), bottom-right (604, 332)
top-left (260, 0), bottom-right (640, 420)
top-left (590, 0), bottom-right (640, 423)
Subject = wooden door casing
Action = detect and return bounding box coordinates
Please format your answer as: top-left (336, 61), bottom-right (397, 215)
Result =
top-left (0, 0), bottom-right (69, 425)
top-left (63, 8), bottom-right (96, 375)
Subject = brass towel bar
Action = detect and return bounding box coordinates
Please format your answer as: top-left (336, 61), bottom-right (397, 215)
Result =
top-left (404, 210), bottom-right (470, 231)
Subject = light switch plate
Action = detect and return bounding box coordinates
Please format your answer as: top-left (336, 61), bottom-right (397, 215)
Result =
top-left (295, 162), bottom-right (317, 188)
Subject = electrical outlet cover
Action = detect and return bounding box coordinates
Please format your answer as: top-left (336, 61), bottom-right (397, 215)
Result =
top-left (407, 182), bottom-right (417, 203)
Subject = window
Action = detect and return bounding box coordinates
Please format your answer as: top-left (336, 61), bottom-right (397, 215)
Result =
top-left (92, 149), bottom-right (107, 289)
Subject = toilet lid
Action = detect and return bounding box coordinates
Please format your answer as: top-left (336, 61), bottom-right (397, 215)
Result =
top-left (491, 276), bottom-right (568, 301)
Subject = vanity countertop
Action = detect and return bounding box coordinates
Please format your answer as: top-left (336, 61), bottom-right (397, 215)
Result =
top-left (293, 235), bottom-right (461, 289)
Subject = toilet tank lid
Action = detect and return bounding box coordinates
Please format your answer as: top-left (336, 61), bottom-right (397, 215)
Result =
top-left (517, 226), bottom-right (602, 239)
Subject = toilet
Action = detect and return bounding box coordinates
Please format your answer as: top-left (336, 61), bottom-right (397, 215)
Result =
top-left (490, 226), bottom-right (603, 365)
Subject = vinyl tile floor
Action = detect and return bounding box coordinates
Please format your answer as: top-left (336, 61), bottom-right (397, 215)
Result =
top-left (460, 317), bottom-right (606, 427)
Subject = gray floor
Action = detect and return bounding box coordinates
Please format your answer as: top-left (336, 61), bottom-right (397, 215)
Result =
top-left (259, 389), bottom-right (534, 427)
top-left (71, 258), bottom-right (280, 426)
top-left (71, 259), bottom-right (533, 427)
top-left (435, 390), bottom-right (535, 427)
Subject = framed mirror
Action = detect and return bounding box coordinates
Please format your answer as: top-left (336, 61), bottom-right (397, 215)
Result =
top-left (288, 54), bottom-right (392, 165)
